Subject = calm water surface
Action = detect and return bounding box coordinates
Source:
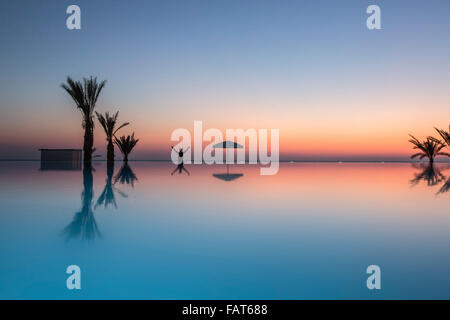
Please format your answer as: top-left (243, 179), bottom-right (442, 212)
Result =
top-left (1, 161), bottom-right (450, 299)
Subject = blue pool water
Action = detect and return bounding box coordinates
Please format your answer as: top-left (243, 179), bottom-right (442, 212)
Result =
top-left (0, 161), bottom-right (450, 299)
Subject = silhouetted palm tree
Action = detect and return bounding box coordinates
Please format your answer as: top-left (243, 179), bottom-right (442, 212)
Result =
top-left (435, 126), bottom-right (450, 148)
top-left (114, 163), bottom-right (138, 187)
top-left (63, 164), bottom-right (101, 242)
top-left (95, 162), bottom-right (117, 209)
top-left (408, 135), bottom-right (449, 164)
top-left (61, 76), bottom-right (107, 164)
top-left (96, 162), bottom-right (131, 208)
top-left (410, 163), bottom-right (445, 187)
top-left (96, 111), bottom-right (129, 163)
top-left (114, 133), bottom-right (139, 163)
top-left (437, 178), bottom-right (450, 194)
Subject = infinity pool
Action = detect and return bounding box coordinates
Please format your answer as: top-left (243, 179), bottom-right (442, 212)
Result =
top-left (1, 161), bottom-right (449, 299)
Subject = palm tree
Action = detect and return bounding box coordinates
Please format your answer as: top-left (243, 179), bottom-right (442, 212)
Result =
top-left (408, 135), bottom-right (449, 164)
top-left (95, 162), bottom-right (117, 209)
top-left (114, 133), bottom-right (139, 163)
top-left (96, 111), bottom-right (129, 163)
top-left (435, 126), bottom-right (450, 148)
top-left (95, 162), bottom-right (131, 208)
top-left (61, 76), bottom-right (107, 164)
top-left (63, 164), bottom-right (101, 242)
top-left (438, 178), bottom-right (450, 194)
top-left (410, 163), bottom-right (445, 187)
top-left (114, 163), bottom-right (138, 187)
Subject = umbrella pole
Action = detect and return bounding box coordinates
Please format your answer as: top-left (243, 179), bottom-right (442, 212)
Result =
top-left (227, 163), bottom-right (229, 175)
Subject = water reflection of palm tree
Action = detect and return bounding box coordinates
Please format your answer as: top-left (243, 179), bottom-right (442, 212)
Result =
top-left (63, 164), bottom-right (101, 242)
top-left (95, 162), bottom-right (117, 209)
top-left (410, 163), bottom-right (445, 187)
top-left (437, 178), bottom-right (450, 194)
top-left (171, 162), bottom-right (190, 176)
top-left (114, 163), bottom-right (138, 187)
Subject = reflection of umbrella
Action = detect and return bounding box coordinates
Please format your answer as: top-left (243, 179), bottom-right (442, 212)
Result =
top-left (212, 141), bottom-right (244, 180)
top-left (213, 173), bottom-right (243, 181)
top-left (213, 141), bottom-right (243, 175)
top-left (213, 141), bottom-right (244, 149)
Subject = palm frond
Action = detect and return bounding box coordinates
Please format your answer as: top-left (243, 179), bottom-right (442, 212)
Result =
top-left (408, 134), bottom-right (447, 162)
top-left (437, 178), bottom-right (450, 194)
top-left (114, 164), bottom-right (138, 187)
top-left (114, 121), bottom-right (130, 135)
top-left (410, 164), bottom-right (445, 187)
top-left (96, 111), bottom-right (129, 140)
top-left (114, 133), bottom-right (139, 160)
top-left (410, 152), bottom-right (425, 159)
top-left (435, 126), bottom-right (450, 147)
top-left (61, 76), bottom-right (106, 118)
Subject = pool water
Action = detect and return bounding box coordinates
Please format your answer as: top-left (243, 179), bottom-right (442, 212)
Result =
top-left (1, 161), bottom-right (449, 299)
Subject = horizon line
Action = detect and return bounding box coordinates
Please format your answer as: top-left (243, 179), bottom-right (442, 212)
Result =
top-left (1, 159), bottom-right (450, 164)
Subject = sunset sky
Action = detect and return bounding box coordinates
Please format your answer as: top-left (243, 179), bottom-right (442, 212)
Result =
top-left (1, 0), bottom-right (450, 160)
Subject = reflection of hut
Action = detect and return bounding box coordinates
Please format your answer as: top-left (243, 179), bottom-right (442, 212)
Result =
top-left (39, 149), bottom-right (82, 170)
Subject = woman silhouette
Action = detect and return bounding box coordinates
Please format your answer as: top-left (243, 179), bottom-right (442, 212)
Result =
top-left (171, 146), bottom-right (190, 176)
top-left (171, 163), bottom-right (190, 176)
top-left (171, 146), bottom-right (190, 163)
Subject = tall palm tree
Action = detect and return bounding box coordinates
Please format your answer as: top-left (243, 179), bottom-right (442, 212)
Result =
top-left (408, 135), bottom-right (449, 164)
top-left (435, 126), bottom-right (450, 148)
top-left (114, 133), bottom-right (139, 163)
top-left (61, 76), bottom-right (107, 164)
top-left (96, 111), bottom-right (129, 163)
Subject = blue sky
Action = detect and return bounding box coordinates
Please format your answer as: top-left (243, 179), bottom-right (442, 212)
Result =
top-left (1, 0), bottom-right (450, 160)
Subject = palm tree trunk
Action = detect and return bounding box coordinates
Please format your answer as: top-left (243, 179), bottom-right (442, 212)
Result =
top-left (83, 163), bottom-right (94, 200)
top-left (107, 139), bottom-right (114, 163)
top-left (124, 154), bottom-right (128, 163)
top-left (83, 118), bottom-right (94, 163)
top-left (106, 161), bottom-right (114, 182)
